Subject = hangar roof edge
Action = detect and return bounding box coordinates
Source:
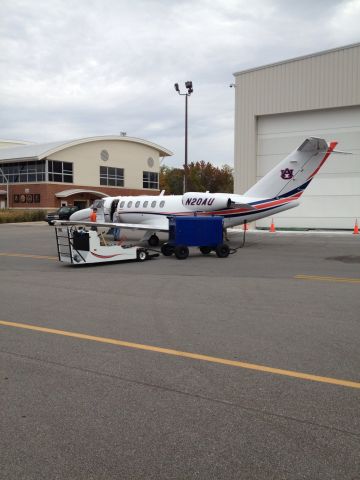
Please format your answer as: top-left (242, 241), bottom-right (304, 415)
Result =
top-left (233, 42), bottom-right (360, 77)
top-left (0, 135), bottom-right (173, 161)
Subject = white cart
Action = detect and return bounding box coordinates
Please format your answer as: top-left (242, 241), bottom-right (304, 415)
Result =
top-left (55, 225), bottom-right (155, 265)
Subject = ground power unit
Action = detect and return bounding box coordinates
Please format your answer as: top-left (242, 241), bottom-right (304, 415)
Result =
top-left (161, 216), bottom-right (230, 259)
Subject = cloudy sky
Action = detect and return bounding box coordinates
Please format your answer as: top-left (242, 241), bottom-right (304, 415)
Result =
top-left (1, 0), bottom-right (359, 167)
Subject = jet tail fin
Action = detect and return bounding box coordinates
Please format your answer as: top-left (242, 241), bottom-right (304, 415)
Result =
top-left (244, 137), bottom-right (337, 200)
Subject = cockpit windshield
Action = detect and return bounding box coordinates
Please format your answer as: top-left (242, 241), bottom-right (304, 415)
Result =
top-left (93, 199), bottom-right (104, 209)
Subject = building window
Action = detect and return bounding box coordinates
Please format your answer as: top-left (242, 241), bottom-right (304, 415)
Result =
top-left (100, 166), bottom-right (124, 187)
top-left (0, 160), bottom-right (46, 184)
top-left (48, 160), bottom-right (73, 183)
top-left (143, 171), bottom-right (159, 189)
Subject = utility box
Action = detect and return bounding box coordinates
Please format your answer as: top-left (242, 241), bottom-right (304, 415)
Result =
top-left (162, 216), bottom-right (230, 259)
top-left (168, 215), bottom-right (224, 247)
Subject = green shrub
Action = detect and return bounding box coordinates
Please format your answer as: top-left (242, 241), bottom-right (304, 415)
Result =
top-left (0, 209), bottom-right (46, 223)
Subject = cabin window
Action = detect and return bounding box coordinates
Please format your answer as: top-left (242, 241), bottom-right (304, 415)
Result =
top-left (143, 201), bottom-right (148, 208)
top-left (143, 171), bottom-right (159, 189)
top-left (100, 166), bottom-right (124, 186)
top-left (159, 200), bottom-right (165, 208)
top-left (127, 201), bottom-right (132, 208)
top-left (151, 201), bottom-right (156, 208)
top-left (119, 201), bottom-right (125, 208)
top-left (135, 201), bottom-right (140, 208)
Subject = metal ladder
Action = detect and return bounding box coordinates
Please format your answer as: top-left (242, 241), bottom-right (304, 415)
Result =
top-left (55, 226), bottom-right (73, 263)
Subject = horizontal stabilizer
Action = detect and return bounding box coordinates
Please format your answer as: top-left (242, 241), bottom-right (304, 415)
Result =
top-left (331, 150), bottom-right (352, 155)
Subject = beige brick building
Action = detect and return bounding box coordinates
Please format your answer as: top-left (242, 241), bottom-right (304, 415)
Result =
top-left (0, 136), bottom-right (172, 209)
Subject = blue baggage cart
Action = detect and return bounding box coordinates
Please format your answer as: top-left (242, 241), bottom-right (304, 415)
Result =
top-left (161, 216), bottom-right (230, 259)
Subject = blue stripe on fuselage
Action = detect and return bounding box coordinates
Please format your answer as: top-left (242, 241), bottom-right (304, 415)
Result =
top-left (249, 179), bottom-right (311, 206)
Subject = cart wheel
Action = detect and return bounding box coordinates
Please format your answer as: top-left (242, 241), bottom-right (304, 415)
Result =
top-left (137, 250), bottom-right (147, 262)
top-left (174, 245), bottom-right (189, 260)
top-left (199, 246), bottom-right (212, 255)
top-left (148, 234), bottom-right (160, 247)
top-left (161, 243), bottom-right (174, 256)
top-left (215, 243), bottom-right (230, 258)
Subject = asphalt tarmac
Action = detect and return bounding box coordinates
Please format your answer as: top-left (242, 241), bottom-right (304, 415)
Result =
top-left (0, 222), bottom-right (359, 479)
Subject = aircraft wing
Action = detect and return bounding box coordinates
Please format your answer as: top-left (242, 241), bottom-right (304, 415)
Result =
top-left (54, 220), bottom-right (169, 232)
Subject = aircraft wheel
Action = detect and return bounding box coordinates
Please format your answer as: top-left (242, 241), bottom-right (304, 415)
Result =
top-left (148, 234), bottom-right (160, 247)
top-left (161, 243), bottom-right (174, 256)
top-left (174, 245), bottom-right (189, 260)
top-left (199, 246), bottom-right (212, 255)
top-left (137, 249), bottom-right (147, 262)
top-left (215, 243), bottom-right (230, 258)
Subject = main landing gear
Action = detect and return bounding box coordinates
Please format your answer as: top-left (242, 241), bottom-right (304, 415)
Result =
top-left (148, 234), bottom-right (160, 247)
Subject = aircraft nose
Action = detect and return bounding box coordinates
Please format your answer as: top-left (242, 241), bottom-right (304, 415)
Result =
top-left (70, 207), bottom-right (92, 221)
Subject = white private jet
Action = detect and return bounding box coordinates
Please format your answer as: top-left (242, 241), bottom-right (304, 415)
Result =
top-left (69, 137), bottom-right (338, 245)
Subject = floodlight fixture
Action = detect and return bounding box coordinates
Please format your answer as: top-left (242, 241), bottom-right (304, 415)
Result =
top-left (185, 81), bottom-right (193, 94)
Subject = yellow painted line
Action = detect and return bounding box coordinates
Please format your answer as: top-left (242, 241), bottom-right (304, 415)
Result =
top-left (1, 320), bottom-right (360, 390)
top-left (0, 252), bottom-right (57, 260)
top-left (295, 274), bottom-right (360, 284)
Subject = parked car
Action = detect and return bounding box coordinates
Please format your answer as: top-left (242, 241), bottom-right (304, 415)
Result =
top-left (45, 206), bottom-right (80, 225)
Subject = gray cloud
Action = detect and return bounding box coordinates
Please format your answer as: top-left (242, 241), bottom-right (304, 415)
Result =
top-left (1, 0), bottom-right (359, 167)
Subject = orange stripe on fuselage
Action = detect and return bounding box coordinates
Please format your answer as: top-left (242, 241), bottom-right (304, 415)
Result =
top-left (253, 192), bottom-right (303, 210)
top-left (204, 193), bottom-right (302, 217)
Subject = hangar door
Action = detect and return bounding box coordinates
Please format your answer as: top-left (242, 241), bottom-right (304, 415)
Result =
top-left (255, 106), bottom-right (360, 229)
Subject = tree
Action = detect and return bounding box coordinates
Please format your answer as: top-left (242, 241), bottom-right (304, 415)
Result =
top-left (159, 165), bottom-right (184, 195)
top-left (160, 162), bottom-right (233, 194)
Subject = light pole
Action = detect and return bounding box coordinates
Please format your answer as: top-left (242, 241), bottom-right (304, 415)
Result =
top-left (174, 81), bottom-right (193, 193)
top-left (0, 166), bottom-right (9, 208)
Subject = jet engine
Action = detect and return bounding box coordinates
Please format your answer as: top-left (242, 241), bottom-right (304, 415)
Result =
top-left (182, 192), bottom-right (232, 211)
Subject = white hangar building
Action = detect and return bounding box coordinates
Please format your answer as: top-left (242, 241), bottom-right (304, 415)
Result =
top-left (233, 42), bottom-right (360, 229)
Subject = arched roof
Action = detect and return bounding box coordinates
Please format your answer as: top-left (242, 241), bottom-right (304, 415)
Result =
top-left (0, 136), bottom-right (173, 161)
top-left (0, 139), bottom-right (35, 149)
top-left (55, 189), bottom-right (109, 198)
